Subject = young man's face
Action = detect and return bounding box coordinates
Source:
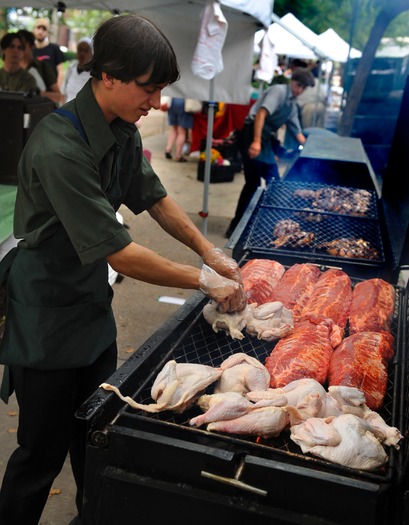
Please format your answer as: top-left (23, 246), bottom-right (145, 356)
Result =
top-left (290, 79), bottom-right (307, 98)
top-left (3, 38), bottom-right (24, 67)
top-left (34, 24), bottom-right (48, 43)
top-left (102, 71), bottom-right (167, 124)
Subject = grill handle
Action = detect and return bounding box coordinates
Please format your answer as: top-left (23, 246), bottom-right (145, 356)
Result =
top-left (201, 458), bottom-right (267, 497)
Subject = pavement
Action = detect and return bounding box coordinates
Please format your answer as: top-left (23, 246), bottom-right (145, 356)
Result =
top-left (0, 109), bottom-right (250, 524)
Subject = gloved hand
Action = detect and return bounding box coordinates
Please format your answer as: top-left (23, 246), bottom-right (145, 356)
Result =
top-left (202, 248), bottom-right (243, 285)
top-left (199, 264), bottom-right (247, 314)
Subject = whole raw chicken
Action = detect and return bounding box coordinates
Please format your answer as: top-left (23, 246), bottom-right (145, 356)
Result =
top-left (290, 414), bottom-right (388, 471)
top-left (207, 405), bottom-right (290, 438)
top-left (189, 392), bottom-right (255, 427)
top-left (100, 360), bottom-right (222, 413)
top-left (202, 301), bottom-right (293, 341)
top-left (214, 353), bottom-right (270, 395)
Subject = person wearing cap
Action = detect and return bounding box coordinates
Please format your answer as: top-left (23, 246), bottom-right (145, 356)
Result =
top-left (0, 14), bottom-right (246, 525)
top-left (33, 17), bottom-right (65, 87)
top-left (0, 32), bottom-right (37, 92)
top-left (225, 67), bottom-right (315, 238)
top-left (61, 37), bottom-right (93, 102)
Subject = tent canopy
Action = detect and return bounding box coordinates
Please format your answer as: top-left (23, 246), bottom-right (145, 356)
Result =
top-left (316, 28), bottom-right (362, 63)
top-left (4, 0), bottom-right (273, 104)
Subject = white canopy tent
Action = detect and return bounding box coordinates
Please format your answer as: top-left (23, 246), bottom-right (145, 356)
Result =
top-left (316, 28), bottom-right (362, 63)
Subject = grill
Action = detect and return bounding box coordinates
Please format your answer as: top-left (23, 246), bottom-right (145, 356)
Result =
top-left (78, 272), bottom-right (406, 525)
top-left (228, 180), bottom-right (393, 280)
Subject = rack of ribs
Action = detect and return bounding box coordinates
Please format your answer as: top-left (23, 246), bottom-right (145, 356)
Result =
top-left (299, 268), bottom-right (352, 347)
top-left (240, 259), bottom-right (285, 305)
top-left (348, 278), bottom-right (396, 334)
top-left (328, 331), bottom-right (395, 411)
top-left (268, 263), bottom-right (322, 321)
top-left (265, 320), bottom-right (333, 388)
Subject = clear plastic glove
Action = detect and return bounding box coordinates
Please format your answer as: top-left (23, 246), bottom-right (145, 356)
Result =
top-left (202, 247), bottom-right (243, 285)
top-left (199, 264), bottom-right (247, 314)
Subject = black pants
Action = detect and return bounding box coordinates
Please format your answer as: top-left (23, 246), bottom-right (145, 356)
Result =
top-left (0, 343), bottom-right (117, 525)
top-left (228, 122), bottom-right (279, 232)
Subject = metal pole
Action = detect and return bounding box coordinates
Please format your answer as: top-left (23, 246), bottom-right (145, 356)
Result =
top-left (200, 78), bottom-right (216, 236)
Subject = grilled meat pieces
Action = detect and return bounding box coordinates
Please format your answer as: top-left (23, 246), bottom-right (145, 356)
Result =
top-left (294, 187), bottom-right (372, 216)
top-left (269, 263), bottom-right (321, 321)
top-left (349, 278), bottom-right (395, 334)
top-left (328, 331), bottom-right (395, 411)
top-left (316, 237), bottom-right (379, 260)
top-left (240, 259), bottom-right (285, 305)
top-left (272, 219), bottom-right (314, 248)
top-left (265, 320), bottom-right (333, 388)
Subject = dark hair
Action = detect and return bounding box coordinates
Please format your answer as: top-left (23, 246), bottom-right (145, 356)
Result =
top-left (1, 32), bottom-right (24, 51)
top-left (291, 67), bottom-right (315, 88)
top-left (84, 14), bottom-right (180, 86)
top-left (17, 29), bottom-right (36, 47)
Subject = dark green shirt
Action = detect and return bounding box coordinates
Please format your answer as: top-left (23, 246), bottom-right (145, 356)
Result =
top-left (14, 81), bottom-right (167, 265)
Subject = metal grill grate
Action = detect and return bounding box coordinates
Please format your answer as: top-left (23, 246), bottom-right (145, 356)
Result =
top-left (115, 279), bottom-right (404, 480)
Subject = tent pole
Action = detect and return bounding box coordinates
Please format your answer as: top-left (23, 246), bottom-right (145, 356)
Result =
top-left (201, 77), bottom-right (216, 236)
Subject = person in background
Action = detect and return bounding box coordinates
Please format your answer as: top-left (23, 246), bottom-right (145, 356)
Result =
top-left (33, 17), bottom-right (65, 88)
top-left (297, 80), bottom-right (327, 129)
top-left (161, 97), bottom-right (193, 162)
top-left (0, 14), bottom-right (246, 525)
top-left (225, 67), bottom-right (315, 238)
top-left (0, 33), bottom-right (37, 92)
top-left (17, 29), bottom-right (63, 107)
top-left (61, 37), bottom-right (93, 102)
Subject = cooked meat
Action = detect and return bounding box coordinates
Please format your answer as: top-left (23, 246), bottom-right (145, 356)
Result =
top-left (316, 237), bottom-right (379, 260)
top-left (265, 320), bottom-right (333, 388)
top-left (240, 259), bottom-right (285, 305)
top-left (349, 278), bottom-right (395, 334)
top-left (294, 187), bottom-right (372, 216)
top-left (290, 414), bottom-right (388, 471)
top-left (268, 263), bottom-right (321, 321)
top-left (299, 268), bottom-right (352, 346)
top-left (271, 219), bottom-right (314, 248)
top-left (328, 331), bottom-right (395, 411)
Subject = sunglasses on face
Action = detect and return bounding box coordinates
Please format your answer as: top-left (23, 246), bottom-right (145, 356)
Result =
top-left (36, 25), bottom-right (47, 31)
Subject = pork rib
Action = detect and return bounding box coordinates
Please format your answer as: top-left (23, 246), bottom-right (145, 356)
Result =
top-left (265, 320), bottom-right (333, 388)
top-left (240, 259), bottom-right (285, 305)
top-left (349, 278), bottom-right (395, 334)
top-left (328, 331), bottom-right (395, 411)
top-left (299, 268), bottom-right (352, 347)
top-left (269, 263), bottom-right (321, 321)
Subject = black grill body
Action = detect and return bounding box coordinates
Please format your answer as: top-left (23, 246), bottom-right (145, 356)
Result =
top-left (78, 275), bottom-right (406, 525)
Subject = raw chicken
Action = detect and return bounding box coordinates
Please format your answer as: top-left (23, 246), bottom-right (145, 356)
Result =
top-left (214, 352), bottom-right (270, 395)
top-left (328, 331), bottom-right (395, 410)
top-left (265, 320), bottom-right (333, 388)
top-left (189, 392), bottom-right (255, 427)
top-left (240, 259), bottom-right (285, 305)
top-left (100, 360), bottom-right (221, 413)
top-left (348, 278), bottom-right (395, 334)
top-left (202, 301), bottom-right (254, 340)
top-left (299, 268), bottom-right (352, 347)
top-left (203, 300), bottom-right (293, 342)
top-left (268, 263), bottom-right (321, 321)
top-left (245, 301), bottom-right (294, 341)
top-left (207, 406), bottom-right (290, 438)
top-left (290, 414), bottom-right (388, 471)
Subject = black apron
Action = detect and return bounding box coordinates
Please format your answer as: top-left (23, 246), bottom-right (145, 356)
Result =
top-left (0, 225), bottom-right (116, 402)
